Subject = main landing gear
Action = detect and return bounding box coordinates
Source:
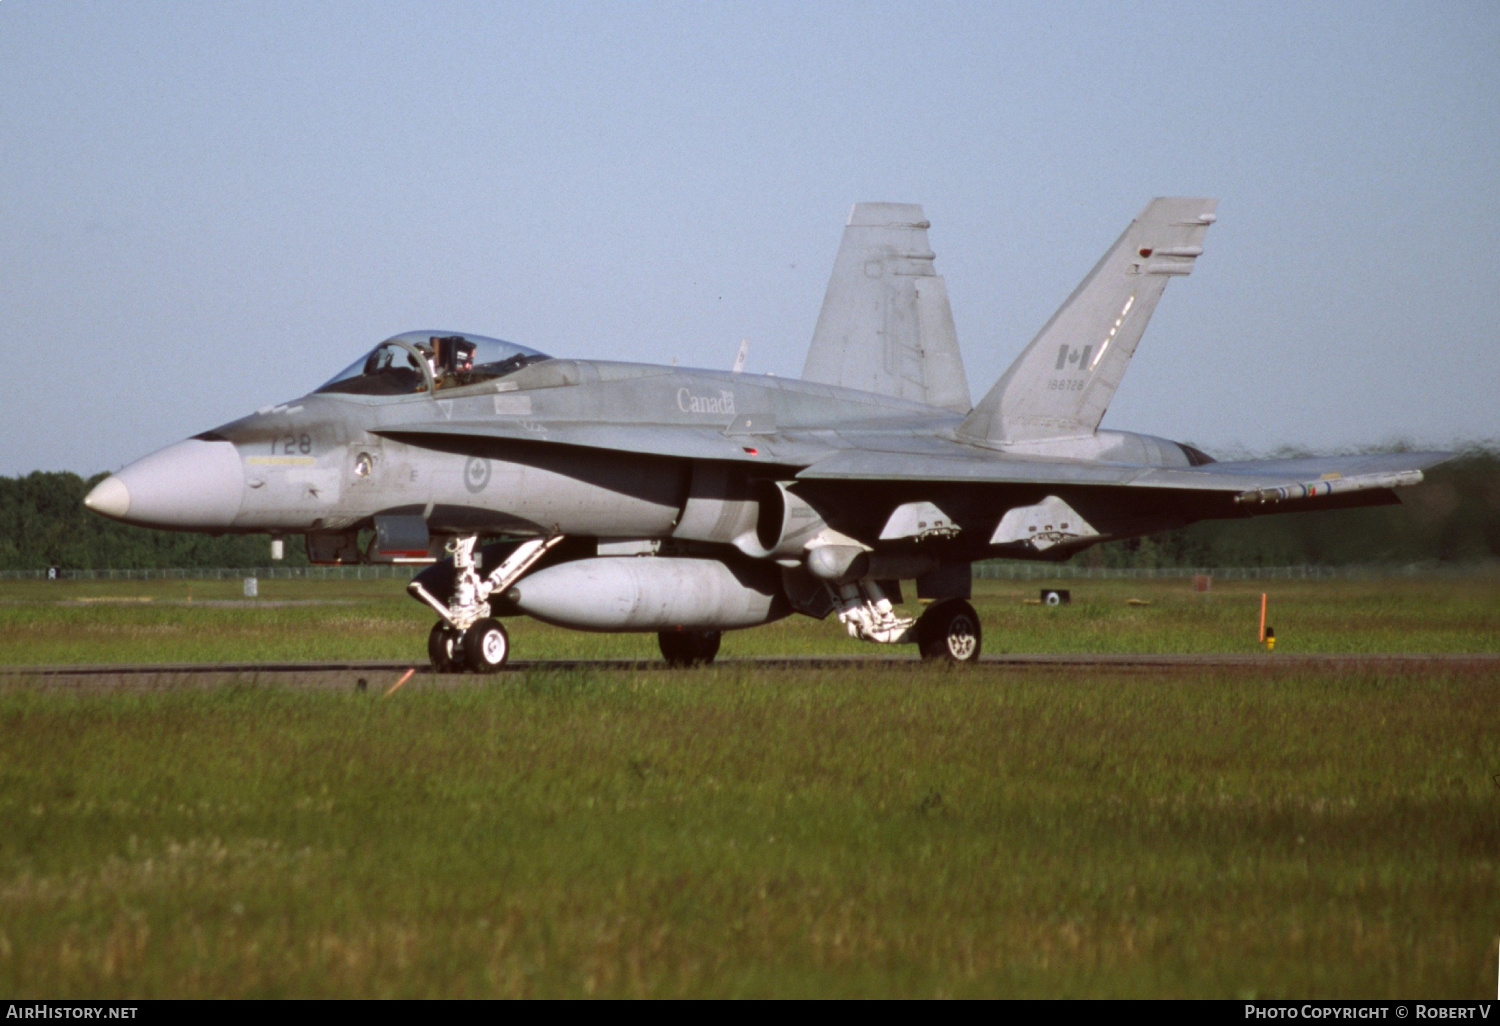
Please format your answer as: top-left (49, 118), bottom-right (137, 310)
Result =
top-left (914, 598), bottom-right (982, 663)
top-left (410, 533), bottom-right (562, 674)
top-left (657, 628), bottom-right (722, 667)
top-left (825, 579), bottom-right (982, 663)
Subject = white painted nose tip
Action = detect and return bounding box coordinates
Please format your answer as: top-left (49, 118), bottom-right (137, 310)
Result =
top-left (83, 476), bottom-right (131, 518)
top-left (103, 438), bottom-right (245, 529)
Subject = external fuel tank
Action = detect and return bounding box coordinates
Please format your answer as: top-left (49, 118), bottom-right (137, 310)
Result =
top-left (506, 557), bottom-right (790, 632)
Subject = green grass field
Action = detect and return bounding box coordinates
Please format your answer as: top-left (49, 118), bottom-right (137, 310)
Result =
top-left (1, 572), bottom-right (1497, 665)
top-left (1, 573), bottom-right (1498, 997)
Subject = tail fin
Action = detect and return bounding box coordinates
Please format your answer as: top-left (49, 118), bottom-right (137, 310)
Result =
top-left (802, 203), bottom-right (971, 414)
top-left (958, 197), bottom-right (1218, 446)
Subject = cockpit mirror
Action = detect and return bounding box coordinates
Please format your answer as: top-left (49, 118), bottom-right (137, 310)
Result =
top-left (434, 336), bottom-right (476, 376)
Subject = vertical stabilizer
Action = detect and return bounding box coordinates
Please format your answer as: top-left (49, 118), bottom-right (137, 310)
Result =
top-left (959, 197), bottom-right (1218, 445)
top-left (802, 203), bottom-right (971, 414)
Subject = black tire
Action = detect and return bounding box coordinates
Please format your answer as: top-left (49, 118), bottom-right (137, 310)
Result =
top-left (463, 618), bottom-right (510, 673)
top-left (916, 599), bottom-right (982, 663)
top-left (657, 629), bottom-right (722, 667)
top-left (428, 621), bottom-right (463, 673)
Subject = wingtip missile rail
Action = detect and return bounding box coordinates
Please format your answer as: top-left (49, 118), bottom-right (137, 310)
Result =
top-left (1233, 469), bottom-right (1426, 507)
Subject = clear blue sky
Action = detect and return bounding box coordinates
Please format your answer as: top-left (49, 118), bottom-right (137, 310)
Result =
top-left (3, 0), bottom-right (1497, 475)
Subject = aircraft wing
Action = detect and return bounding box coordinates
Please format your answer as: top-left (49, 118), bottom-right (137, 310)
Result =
top-left (382, 415), bottom-right (1449, 505)
top-left (798, 448), bottom-right (1452, 503)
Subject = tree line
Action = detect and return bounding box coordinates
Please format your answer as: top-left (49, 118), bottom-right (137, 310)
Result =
top-left (0, 472), bottom-right (308, 570)
top-left (2, 451), bottom-right (1496, 571)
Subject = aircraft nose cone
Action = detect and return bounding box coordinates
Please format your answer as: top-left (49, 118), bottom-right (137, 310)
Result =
top-left (87, 438), bottom-right (245, 528)
top-left (83, 476), bottom-right (131, 518)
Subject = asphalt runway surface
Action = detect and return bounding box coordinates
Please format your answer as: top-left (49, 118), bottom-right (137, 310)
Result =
top-left (1, 653), bottom-right (1496, 692)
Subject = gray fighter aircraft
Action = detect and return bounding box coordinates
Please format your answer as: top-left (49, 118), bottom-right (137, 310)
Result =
top-left (84, 199), bottom-right (1448, 668)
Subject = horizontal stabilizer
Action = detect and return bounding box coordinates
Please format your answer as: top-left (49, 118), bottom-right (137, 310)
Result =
top-left (960, 197), bottom-right (1218, 446)
top-left (802, 203), bottom-right (972, 414)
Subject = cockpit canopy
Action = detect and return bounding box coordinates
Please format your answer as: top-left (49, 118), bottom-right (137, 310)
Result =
top-left (315, 331), bottom-right (551, 396)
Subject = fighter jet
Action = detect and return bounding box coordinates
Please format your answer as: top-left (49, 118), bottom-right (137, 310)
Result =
top-left (84, 199), bottom-right (1448, 669)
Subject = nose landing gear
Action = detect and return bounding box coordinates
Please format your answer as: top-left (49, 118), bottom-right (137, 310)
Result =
top-left (410, 533), bottom-right (562, 674)
top-left (464, 618), bottom-right (510, 672)
top-left (426, 617), bottom-right (512, 674)
top-left (428, 622), bottom-right (463, 672)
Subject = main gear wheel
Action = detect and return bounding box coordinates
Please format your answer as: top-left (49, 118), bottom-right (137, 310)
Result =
top-left (916, 599), bottom-right (982, 663)
top-left (658, 629), bottom-right (722, 667)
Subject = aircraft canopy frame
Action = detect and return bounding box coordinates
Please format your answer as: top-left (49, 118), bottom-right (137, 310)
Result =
top-left (316, 331), bottom-right (551, 397)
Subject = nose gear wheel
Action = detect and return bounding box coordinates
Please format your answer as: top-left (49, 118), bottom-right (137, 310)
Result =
top-left (428, 622), bottom-right (464, 673)
top-left (464, 618), bottom-right (509, 672)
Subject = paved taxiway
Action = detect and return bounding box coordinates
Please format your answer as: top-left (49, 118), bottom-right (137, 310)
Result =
top-left (1, 653), bottom-right (1496, 692)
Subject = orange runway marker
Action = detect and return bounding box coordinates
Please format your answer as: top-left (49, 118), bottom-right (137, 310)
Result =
top-left (383, 668), bottom-right (416, 697)
top-left (1259, 593), bottom-right (1267, 643)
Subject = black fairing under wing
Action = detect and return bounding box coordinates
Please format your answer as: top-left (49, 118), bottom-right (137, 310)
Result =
top-left (796, 448), bottom-right (1452, 492)
top-left (787, 449), bottom-right (1452, 555)
top-left (375, 420), bottom-right (837, 467)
